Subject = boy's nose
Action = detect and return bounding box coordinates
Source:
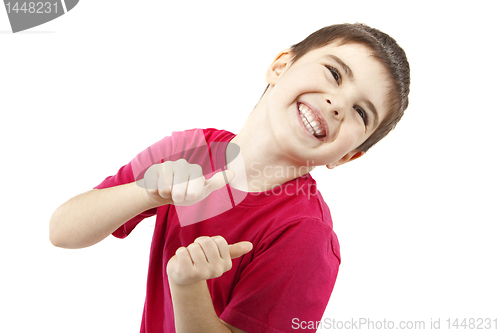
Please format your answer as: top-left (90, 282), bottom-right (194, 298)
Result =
top-left (325, 98), bottom-right (346, 121)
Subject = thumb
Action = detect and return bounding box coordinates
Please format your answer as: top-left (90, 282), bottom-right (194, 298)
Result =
top-left (228, 241), bottom-right (253, 259)
top-left (204, 170), bottom-right (235, 195)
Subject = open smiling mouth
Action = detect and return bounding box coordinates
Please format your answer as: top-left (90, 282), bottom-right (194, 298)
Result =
top-left (298, 102), bottom-right (327, 139)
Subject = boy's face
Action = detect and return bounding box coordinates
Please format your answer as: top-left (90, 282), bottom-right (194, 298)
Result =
top-left (263, 42), bottom-right (392, 168)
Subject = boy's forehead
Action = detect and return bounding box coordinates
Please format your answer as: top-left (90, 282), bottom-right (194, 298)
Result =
top-left (302, 41), bottom-right (374, 61)
top-left (317, 42), bottom-right (389, 85)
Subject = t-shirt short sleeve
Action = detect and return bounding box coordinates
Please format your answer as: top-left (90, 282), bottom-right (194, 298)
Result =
top-left (93, 161), bottom-right (157, 238)
top-left (220, 219), bottom-right (340, 333)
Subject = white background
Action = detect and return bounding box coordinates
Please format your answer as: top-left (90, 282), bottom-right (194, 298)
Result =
top-left (1, 1), bottom-right (499, 332)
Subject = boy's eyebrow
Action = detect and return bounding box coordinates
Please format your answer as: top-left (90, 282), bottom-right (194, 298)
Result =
top-left (324, 54), bottom-right (353, 80)
top-left (324, 54), bottom-right (380, 128)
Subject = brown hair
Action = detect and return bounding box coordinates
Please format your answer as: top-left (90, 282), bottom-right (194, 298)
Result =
top-left (267, 23), bottom-right (410, 152)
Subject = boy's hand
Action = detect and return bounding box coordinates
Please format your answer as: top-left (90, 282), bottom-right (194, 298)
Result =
top-left (137, 159), bottom-right (235, 208)
top-left (166, 236), bottom-right (253, 286)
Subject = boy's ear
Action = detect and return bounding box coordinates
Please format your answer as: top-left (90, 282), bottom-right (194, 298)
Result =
top-left (326, 151), bottom-right (365, 169)
top-left (265, 48), bottom-right (293, 85)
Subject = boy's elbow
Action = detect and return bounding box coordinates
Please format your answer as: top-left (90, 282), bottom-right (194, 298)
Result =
top-left (49, 206), bottom-right (100, 249)
top-left (49, 232), bottom-right (65, 248)
top-left (49, 207), bottom-right (73, 249)
top-left (49, 229), bottom-right (66, 248)
top-left (49, 208), bottom-right (64, 248)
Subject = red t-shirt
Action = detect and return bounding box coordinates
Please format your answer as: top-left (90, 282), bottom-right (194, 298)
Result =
top-left (94, 128), bottom-right (341, 333)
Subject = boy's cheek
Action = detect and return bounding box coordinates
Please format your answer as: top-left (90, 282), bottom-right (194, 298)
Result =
top-left (274, 72), bottom-right (326, 104)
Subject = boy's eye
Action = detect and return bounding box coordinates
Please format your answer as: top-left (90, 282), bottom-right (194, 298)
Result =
top-left (354, 106), bottom-right (368, 126)
top-left (324, 65), bottom-right (341, 84)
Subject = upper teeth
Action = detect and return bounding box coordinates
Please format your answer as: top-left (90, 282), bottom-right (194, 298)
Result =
top-left (299, 103), bottom-right (326, 137)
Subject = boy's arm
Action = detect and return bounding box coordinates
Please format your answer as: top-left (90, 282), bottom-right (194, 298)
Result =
top-left (167, 236), bottom-right (251, 333)
top-left (49, 160), bottom-right (232, 249)
top-left (49, 182), bottom-right (156, 249)
top-left (169, 281), bottom-right (246, 333)
top-left (221, 320), bottom-right (246, 333)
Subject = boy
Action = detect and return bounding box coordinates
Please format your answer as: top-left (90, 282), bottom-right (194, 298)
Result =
top-left (49, 23), bottom-right (410, 332)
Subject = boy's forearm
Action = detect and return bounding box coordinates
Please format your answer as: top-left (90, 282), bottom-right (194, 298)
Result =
top-left (169, 279), bottom-right (231, 333)
top-left (49, 182), bottom-right (155, 249)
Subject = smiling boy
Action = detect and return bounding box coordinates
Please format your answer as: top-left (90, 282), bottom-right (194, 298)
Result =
top-left (50, 23), bottom-right (410, 332)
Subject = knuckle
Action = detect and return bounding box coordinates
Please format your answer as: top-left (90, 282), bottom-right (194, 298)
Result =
top-left (145, 164), bottom-right (157, 174)
top-left (194, 236), bottom-right (211, 245)
top-left (212, 236), bottom-right (228, 248)
top-left (187, 243), bottom-right (199, 251)
top-left (152, 163), bottom-right (164, 174)
top-left (157, 188), bottom-right (171, 198)
top-left (225, 260), bottom-right (232, 272)
top-left (173, 159), bottom-right (188, 168)
top-left (212, 235), bottom-right (226, 244)
top-left (176, 247), bottom-right (186, 255)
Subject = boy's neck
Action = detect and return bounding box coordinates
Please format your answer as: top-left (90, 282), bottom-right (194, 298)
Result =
top-left (227, 101), bottom-right (314, 193)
